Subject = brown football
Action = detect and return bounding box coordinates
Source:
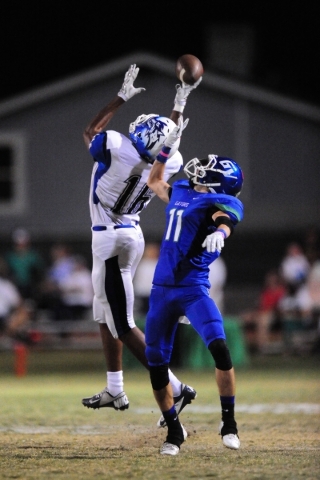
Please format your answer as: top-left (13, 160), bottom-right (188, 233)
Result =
top-left (176, 54), bottom-right (204, 85)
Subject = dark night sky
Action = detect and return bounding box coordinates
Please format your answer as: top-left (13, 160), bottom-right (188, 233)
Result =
top-left (1, 1), bottom-right (320, 107)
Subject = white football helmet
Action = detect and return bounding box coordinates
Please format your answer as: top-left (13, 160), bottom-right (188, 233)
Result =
top-left (129, 114), bottom-right (180, 163)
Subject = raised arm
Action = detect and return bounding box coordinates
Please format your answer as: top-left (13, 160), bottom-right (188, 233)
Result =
top-left (147, 117), bottom-right (189, 202)
top-left (147, 160), bottom-right (171, 203)
top-left (83, 64), bottom-right (146, 148)
top-left (170, 77), bottom-right (202, 125)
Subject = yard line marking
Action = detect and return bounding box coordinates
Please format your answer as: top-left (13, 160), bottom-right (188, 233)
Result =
top-left (1, 404), bottom-right (319, 434)
top-left (134, 403), bottom-right (320, 415)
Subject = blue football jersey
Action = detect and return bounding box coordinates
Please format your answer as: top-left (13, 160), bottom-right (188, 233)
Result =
top-left (153, 179), bottom-right (244, 287)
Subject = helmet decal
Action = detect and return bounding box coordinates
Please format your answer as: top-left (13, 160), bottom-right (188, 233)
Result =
top-left (129, 114), bottom-right (180, 162)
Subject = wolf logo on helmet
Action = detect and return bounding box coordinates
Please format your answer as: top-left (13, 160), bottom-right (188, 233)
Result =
top-left (129, 114), bottom-right (180, 163)
top-left (184, 154), bottom-right (244, 197)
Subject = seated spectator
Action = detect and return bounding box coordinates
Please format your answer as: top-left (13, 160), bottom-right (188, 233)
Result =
top-left (241, 269), bottom-right (287, 353)
top-left (0, 256), bottom-right (33, 343)
top-left (295, 261), bottom-right (320, 329)
top-left (278, 283), bottom-right (303, 354)
top-left (5, 228), bottom-right (46, 305)
top-left (278, 283), bottom-right (301, 320)
top-left (46, 243), bottom-right (76, 286)
top-left (279, 242), bottom-right (310, 290)
top-left (279, 261), bottom-right (320, 354)
top-left (38, 243), bottom-right (76, 320)
top-left (58, 255), bottom-right (94, 320)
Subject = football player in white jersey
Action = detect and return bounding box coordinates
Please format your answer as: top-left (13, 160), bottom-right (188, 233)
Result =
top-left (81, 64), bottom-right (202, 420)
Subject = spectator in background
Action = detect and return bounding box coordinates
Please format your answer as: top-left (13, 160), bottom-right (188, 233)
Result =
top-left (133, 242), bottom-right (160, 317)
top-left (46, 243), bottom-right (75, 286)
top-left (279, 261), bottom-right (320, 355)
top-left (241, 269), bottom-right (287, 353)
top-left (38, 243), bottom-right (76, 320)
top-left (303, 226), bottom-right (320, 266)
top-left (295, 261), bottom-right (320, 329)
top-left (59, 255), bottom-right (94, 320)
top-left (0, 256), bottom-right (32, 343)
top-left (279, 242), bottom-right (310, 290)
top-left (208, 255), bottom-right (227, 314)
top-left (5, 228), bottom-right (45, 305)
top-left (278, 282), bottom-right (305, 355)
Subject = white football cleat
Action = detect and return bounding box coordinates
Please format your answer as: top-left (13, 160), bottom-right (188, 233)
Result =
top-left (219, 421), bottom-right (240, 450)
top-left (222, 433), bottom-right (240, 450)
top-left (160, 442), bottom-right (180, 455)
top-left (82, 388), bottom-right (129, 411)
top-left (160, 424), bottom-right (187, 455)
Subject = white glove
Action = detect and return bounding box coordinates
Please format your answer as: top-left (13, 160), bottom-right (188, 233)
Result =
top-left (173, 77), bottom-right (202, 113)
top-left (164, 116), bottom-right (189, 148)
top-left (118, 64), bottom-right (146, 101)
top-left (202, 230), bottom-right (226, 253)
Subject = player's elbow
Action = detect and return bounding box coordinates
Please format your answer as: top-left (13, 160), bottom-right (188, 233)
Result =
top-left (83, 129), bottom-right (92, 148)
top-left (146, 178), bottom-right (156, 191)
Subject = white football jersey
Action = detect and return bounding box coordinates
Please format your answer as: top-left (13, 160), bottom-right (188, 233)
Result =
top-left (88, 130), bottom-right (183, 226)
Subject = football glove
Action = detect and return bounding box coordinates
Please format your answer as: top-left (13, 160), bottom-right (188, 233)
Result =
top-left (202, 230), bottom-right (226, 253)
top-left (118, 64), bottom-right (146, 101)
top-left (164, 116), bottom-right (189, 148)
top-left (173, 77), bottom-right (202, 113)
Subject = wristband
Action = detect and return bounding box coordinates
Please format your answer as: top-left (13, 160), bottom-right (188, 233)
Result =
top-left (173, 103), bottom-right (184, 113)
top-left (118, 91), bottom-right (128, 101)
top-left (156, 146), bottom-right (171, 164)
top-left (216, 228), bottom-right (227, 238)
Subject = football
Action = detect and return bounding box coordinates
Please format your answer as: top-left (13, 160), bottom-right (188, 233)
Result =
top-left (176, 54), bottom-right (204, 85)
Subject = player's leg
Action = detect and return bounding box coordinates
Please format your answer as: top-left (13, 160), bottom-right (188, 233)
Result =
top-left (146, 286), bottom-right (188, 454)
top-left (90, 228), bottom-right (196, 414)
top-left (149, 366), bottom-right (187, 455)
top-left (186, 286), bottom-right (240, 450)
top-left (81, 296), bottom-right (129, 411)
top-left (82, 227), bottom-right (130, 411)
top-left (109, 229), bottom-right (189, 397)
top-left (209, 340), bottom-right (240, 449)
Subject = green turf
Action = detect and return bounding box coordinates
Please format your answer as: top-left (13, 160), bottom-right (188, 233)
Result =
top-left (0, 351), bottom-right (319, 479)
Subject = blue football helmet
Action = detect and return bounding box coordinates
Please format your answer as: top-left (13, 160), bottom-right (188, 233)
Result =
top-left (129, 114), bottom-right (180, 163)
top-left (184, 154), bottom-right (244, 197)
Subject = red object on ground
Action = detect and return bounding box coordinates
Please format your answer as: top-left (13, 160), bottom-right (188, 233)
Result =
top-left (14, 343), bottom-right (28, 377)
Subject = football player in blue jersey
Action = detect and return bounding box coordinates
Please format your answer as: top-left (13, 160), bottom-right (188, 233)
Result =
top-left (81, 64), bottom-right (201, 420)
top-left (146, 119), bottom-right (244, 455)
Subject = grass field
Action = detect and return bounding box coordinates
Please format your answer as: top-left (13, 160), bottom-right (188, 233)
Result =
top-left (0, 350), bottom-right (319, 479)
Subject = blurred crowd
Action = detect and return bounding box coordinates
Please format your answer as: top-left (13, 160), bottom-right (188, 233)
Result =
top-left (133, 228), bottom-right (320, 357)
top-left (240, 226), bottom-right (320, 355)
top-left (1, 226), bottom-right (320, 356)
top-left (0, 228), bottom-right (94, 345)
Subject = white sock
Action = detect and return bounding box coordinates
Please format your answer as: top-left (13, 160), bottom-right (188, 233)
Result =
top-left (107, 371), bottom-right (124, 396)
top-left (168, 369), bottom-right (183, 397)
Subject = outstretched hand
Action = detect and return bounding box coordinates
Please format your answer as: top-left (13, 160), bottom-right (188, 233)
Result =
top-left (118, 64), bottom-right (146, 101)
top-left (174, 77), bottom-right (202, 112)
top-left (164, 116), bottom-right (189, 148)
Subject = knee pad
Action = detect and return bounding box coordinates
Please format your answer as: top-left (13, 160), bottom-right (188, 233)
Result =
top-left (149, 365), bottom-right (170, 391)
top-left (208, 339), bottom-right (233, 371)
